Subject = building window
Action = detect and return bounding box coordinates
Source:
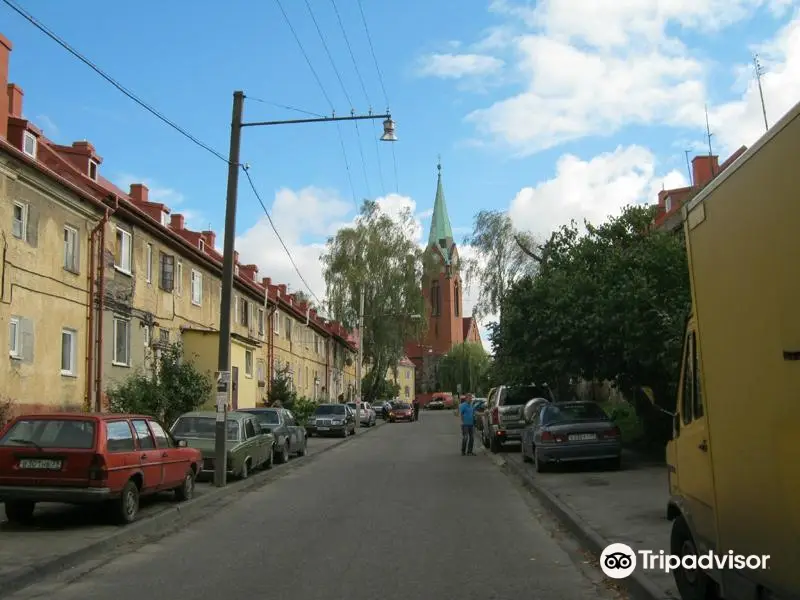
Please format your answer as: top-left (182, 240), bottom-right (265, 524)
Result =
top-left (63, 225), bottom-right (79, 273)
top-left (12, 201), bottom-right (27, 240)
top-left (665, 197), bottom-right (672, 212)
top-left (61, 329), bottom-right (77, 376)
top-left (245, 350), bottom-right (253, 377)
top-left (257, 308), bottom-right (265, 337)
top-left (431, 281), bottom-right (441, 316)
top-left (273, 311), bottom-right (280, 335)
top-left (22, 131), bottom-right (37, 158)
top-left (159, 253), bottom-right (174, 291)
top-left (176, 261), bottom-right (183, 295)
top-left (239, 297), bottom-right (249, 326)
top-left (88, 160), bottom-right (98, 181)
top-left (199, 238), bottom-right (205, 252)
top-left (234, 265), bottom-right (240, 276)
top-left (161, 211), bottom-right (169, 227)
top-left (115, 227), bottom-right (132, 273)
top-left (146, 243), bottom-right (153, 283)
top-left (285, 317), bottom-right (293, 340)
top-left (406, 370), bottom-right (410, 379)
top-left (190, 269), bottom-right (203, 305)
top-left (143, 325), bottom-right (151, 348)
top-left (454, 282), bottom-right (460, 317)
top-left (113, 317), bottom-right (130, 366)
top-left (8, 317), bottom-right (20, 358)
top-left (159, 328), bottom-right (170, 344)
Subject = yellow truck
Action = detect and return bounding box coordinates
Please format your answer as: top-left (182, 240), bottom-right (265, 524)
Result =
top-left (665, 100), bottom-right (800, 600)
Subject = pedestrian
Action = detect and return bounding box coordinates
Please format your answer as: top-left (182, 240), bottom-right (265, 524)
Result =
top-left (412, 397), bottom-right (420, 421)
top-left (459, 396), bottom-right (475, 456)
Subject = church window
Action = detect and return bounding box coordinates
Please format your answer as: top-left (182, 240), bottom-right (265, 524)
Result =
top-left (431, 281), bottom-right (441, 317)
top-left (454, 282), bottom-right (460, 317)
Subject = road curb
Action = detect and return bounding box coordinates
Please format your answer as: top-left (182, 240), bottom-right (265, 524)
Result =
top-left (496, 453), bottom-right (670, 600)
top-left (0, 421), bottom-right (385, 598)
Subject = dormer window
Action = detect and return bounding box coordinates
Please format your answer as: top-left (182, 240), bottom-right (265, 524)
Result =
top-left (252, 272), bottom-right (257, 282)
top-left (22, 132), bottom-right (37, 158)
top-left (88, 159), bottom-right (98, 180)
top-left (160, 211), bottom-right (169, 227)
top-left (665, 196), bottom-right (673, 212)
top-left (234, 265), bottom-right (240, 276)
top-left (199, 239), bottom-right (205, 252)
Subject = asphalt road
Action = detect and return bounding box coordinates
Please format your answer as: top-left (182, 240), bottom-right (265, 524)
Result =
top-left (7, 413), bottom-right (621, 600)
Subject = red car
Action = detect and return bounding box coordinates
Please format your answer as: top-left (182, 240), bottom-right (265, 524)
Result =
top-left (388, 403), bottom-right (414, 422)
top-left (0, 413), bottom-right (201, 525)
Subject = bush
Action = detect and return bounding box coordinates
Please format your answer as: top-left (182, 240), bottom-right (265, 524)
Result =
top-left (106, 342), bottom-right (211, 427)
top-left (268, 365), bottom-right (297, 409)
top-left (292, 396), bottom-right (317, 426)
top-left (0, 397), bottom-right (12, 427)
top-left (607, 402), bottom-right (645, 446)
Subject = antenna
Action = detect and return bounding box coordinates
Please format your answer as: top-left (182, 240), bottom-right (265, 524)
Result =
top-left (704, 104), bottom-right (716, 177)
top-left (684, 150), bottom-right (693, 186)
top-left (754, 54), bottom-right (769, 132)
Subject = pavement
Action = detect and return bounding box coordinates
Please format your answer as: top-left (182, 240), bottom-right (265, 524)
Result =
top-left (2, 412), bottom-right (624, 600)
top-left (497, 443), bottom-right (678, 600)
top-left (0, 431), bottom-right (356, 593)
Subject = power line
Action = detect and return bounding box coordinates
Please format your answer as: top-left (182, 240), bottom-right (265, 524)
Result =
top-left (245, 97), bottom-right (325, 118)
top-left (356, 0), bottom-right (389, 107)
top-left (1, 0), bottom-right (229, 164)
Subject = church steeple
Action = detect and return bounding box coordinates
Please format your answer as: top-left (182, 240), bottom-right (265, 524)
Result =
top-left (428, 159), bottom-right (454, 251)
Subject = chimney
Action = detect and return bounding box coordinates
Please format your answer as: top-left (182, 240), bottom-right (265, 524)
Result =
top-left (692, 155), bottom-right (719, 189)
top-left (7, 84), bottom-right (22, 118)
top-left (310, 309), bottom-right (318, 320)
top-left (201, 230), bottom-right (216, 248)
top-left (0, 34), bottom-right (12, 140)
top-left (170, 213), bottom-right (185, 230)
top-left (262, 277), bottom-right (272, 288)
top-left (233, 251), bottom-right (239, 264)
top-left (129, 183), bottom-right (149, 204)
top-left (278, 284), bottom-right (287, 296)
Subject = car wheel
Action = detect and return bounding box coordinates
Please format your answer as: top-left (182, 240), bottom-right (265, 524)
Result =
top-left (279, 440), bottom-right (290, 463)
top-left (115, 480), bottom-right (140, 524)
top-left (264, 447), bottom-right (274, 469)
top-left (490, 436), bottom-right (502, 454)
top-left (521, 441), bottom-right (532, 463)
top-left (174, 468), bottom-right (195, 501)
top-left (534, 449), bottom-right (548, 473)
top-left (4, 500), bottom-right (35, 524)
top-left (671, 516), bottom-right (718, 600)
top-left (482, 431), bottom-right (490, 449)
top-left (240, 459), bottom-right (251, 479)
top-left (296, 437), bottom-right (307, 456)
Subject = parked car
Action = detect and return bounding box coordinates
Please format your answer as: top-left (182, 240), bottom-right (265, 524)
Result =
top-left (472, 398), bottom-right (488, 431)
top-left (520, 400), bottom-right (622, 472)
top-left (373, 400), bottom-right (392, 419)
top-left (426, 399), bottom-right (444, 410)
top-left (306, 404), bottom-right (356, 437)
top-left (388, 402), bottom-right (414, 422)
top-left (171, 411), bottom-right (274, 480)
top-left (240, 407), bottom-right (306, 463)
top-left (0, 413), bottom-right (201, 525)
top-left (347, 402), bottom-right (376, 427)
top-left (481, 384), bottom-right (555, 452)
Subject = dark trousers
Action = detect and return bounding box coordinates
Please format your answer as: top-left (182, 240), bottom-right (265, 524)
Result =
top-left (461, 425), bottom-right (474, 454)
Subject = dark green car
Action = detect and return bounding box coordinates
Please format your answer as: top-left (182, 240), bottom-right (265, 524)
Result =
top-left (171, 411), bottom-right (274, 479)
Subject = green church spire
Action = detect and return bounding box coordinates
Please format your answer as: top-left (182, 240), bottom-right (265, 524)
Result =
top-left (428, 159), bottom-right (454, 250)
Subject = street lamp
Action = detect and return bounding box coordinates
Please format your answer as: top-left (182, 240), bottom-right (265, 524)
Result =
top-left (214, 91), bottom-right (397, 487)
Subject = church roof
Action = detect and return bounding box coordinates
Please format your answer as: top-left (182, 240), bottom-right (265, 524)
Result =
top-left (428, 161), bottom-right (454, 249)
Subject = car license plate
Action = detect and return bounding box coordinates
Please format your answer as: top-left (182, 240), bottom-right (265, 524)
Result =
top-left (318, 426), bottom-right (330, 431)
top-left (18, 458), bottom-right (62, 470)
top-left (568, 433), bottom-right (597, 441)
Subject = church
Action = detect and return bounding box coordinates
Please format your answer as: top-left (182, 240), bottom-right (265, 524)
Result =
top-left (404, 162), bottom-right (482, 396)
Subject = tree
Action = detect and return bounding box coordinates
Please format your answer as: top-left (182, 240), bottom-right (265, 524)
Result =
top-left (268, 364), bottom-right (296, 408)
top-left (291, 290), bottom-right (315, 311)
top-left (492, 205), bottom-right (690, 445)
top-left (437, 342), bottom-right (491, 396)
top-left (462, 210), bottom-right (539, 320)
top-left (107, 342), bottom-right (212, 427)
top-left (322, 200), bottom-right (426, 402)
top-left (361, 373), bottom-right (400, 401)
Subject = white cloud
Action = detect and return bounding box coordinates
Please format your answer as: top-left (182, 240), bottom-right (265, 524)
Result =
top-left (416, 53), bottom-right (505, 79)
top-left (115, 173), bottom-right (208, 230)
top-left (508, 145), bottom-right (687, 237)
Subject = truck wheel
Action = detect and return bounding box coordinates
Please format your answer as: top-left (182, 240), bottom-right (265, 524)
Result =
top-left (670, 516), bottom-right (718, 600)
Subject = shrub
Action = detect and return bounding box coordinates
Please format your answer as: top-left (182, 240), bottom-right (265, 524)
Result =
top-left (292, 396), bottom-right (318, 426)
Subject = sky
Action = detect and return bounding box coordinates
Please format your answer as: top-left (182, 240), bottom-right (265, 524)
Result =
top-left (3, 0), bottom-right (800, 349)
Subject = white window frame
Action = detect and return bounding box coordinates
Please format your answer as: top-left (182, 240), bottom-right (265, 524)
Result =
top-left (665, 196), bottom-right (672, 212)
top-left (145, 243), bottom-right (153, 283)
top-left (161, 211), bottom-right (169, 227)
top-left (115, 227), bottom-right (132, 274)
top-left (258, 308), bottom-right (265, 337)
top-left (199, 239), bottom-right (205, 252)
top-left (61, 328), bottom-right (77, 376)
top-left (112, 317), bottom-right (131, 367)
top-left (190, 269), bottom-right (203, 305)
top-left (245, 350), bottom-right (253, 377)
top-left (22, 131), bottom-right (37, 158)
top-left (273, 310), bottom-right (280, 335)
top-left (176, 261), bottom-right (183, 295)
top-left (12, 201), bottom-right (27, 241)
top-left (63, 225), bottom-right (79, 272)
top-left (143, 325), bottom-right (151, 348)
top-left (88, 159), bottom-right (98, 181)
top-left (8, 316), bottom-right (20, 358)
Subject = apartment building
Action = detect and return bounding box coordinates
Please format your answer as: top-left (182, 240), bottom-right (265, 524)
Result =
top-left (0, 31), bottom-right (357, 416)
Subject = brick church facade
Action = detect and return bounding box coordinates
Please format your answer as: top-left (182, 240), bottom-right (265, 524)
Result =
top-left (404, 162), bottom-right (482, 396)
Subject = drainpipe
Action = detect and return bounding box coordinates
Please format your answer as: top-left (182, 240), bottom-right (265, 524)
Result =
top-left (94, 197), bottom-right (119, 411)
top-left (85, 225), bottom-right (97, 410)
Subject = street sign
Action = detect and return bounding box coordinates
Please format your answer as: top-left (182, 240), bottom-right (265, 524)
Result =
top-left (216, 371), bottom-right (230, 394)
top-left (216, 392), bottom-right (228, 412)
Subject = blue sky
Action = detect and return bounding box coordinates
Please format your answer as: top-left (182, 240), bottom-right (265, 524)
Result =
top-left (3, 0), bottom-right (800, 340)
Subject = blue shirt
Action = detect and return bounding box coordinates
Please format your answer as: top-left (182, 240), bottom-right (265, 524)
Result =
top-left (460, 401), bottom-right (475, 426)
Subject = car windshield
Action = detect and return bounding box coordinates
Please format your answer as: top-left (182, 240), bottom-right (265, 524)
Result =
top-left (0, 419), bottom-right (96, 449)
top-left (542, 403), bottom-right (609, 425)
top-left (247, 410), bottom-right (280, 425)
top-left (171, 416), bottom-right (240, 442)
top-left (504, 386), bottom-right (551, 406)
top-left (394, 403), bottom-right (411, 410)
top-left (346, 403), bottom-right (357, 410)
top-left (314, 405), bottom-right (345, 416)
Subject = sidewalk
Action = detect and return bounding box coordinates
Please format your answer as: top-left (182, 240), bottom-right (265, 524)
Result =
top-left (500, 450), bottom-right (679, 600)
top-left (0, 428), bottom-right (378, 596)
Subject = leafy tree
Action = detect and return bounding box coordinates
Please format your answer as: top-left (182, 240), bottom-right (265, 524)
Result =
top-left (492, 205), bottom-right (689, 446)
top-left (437, 342), bottom-right (491, 396)
top-left (361, 372), bottom-right (400, 401)
top-left (107, 342), bottom-right (212, 427)
top-left (463, 210), bottom-right (539, 320)
top-left (268, 364), bottom-right (297, 408)
top-left (322, 200), bottom-right (426, 402)
top-left (291, 290), bottom-right (315, 310)
top-left (291, 396), bottom-right (318, 426)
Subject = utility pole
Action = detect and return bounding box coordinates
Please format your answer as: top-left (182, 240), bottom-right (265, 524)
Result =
top-left (355, 286), bottom-right (364, 431)
top-left (684, 150), bottom-right (693, 186)
top-left (754, 54), bottom-right (769, 132)
top-left (704, 104), bottom-right (716, 178)
top-left (214, 90), bottom-right (244, 488)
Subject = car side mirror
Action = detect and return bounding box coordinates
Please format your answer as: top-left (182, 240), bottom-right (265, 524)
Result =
top-left (177, 439), bottom-right (188, 448)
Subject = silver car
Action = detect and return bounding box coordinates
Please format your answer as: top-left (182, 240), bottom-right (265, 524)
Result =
top-left (481, 384), bottom-right (555, 452)
top-left (347, 402), bottom-right (376, 427)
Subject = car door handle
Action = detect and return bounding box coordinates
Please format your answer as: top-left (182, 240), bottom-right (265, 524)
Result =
top-left (140, 453), bottom-right (147, 460)
top-left (698, 440), bottom-right (708, 452)
top-left (161, 452), bottom-right (169, 458)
